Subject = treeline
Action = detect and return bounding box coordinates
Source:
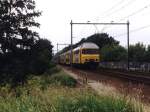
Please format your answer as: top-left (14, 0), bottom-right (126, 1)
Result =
top-left (58, 33), bottom-right (150, 63)
top-left (101, 43), bottom-right (150, 62)
top-left (0, 0), bottom-right (53, 85)
top-left (57, 33), bottom-right (119, 55)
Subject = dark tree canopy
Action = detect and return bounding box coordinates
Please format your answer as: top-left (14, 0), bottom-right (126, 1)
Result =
top-left (145, 45), bottom-right (150, 62)
top-left (85, 33), bottom-right (119, 49)
top-left (129, 43), bottom-right (146, 62)
top-left (101, 44), bottom-right (127, 62)
top-left (58, 33), bottom-right (119, 55)
top-left (0, 0), bottom-right (41, 53)
top-left (30, 39), bottom-right (53, 74)
top-left (0, 0), bottom-right (53, 86)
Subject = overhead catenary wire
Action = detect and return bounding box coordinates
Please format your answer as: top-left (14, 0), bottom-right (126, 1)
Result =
top-left (102, 0), bottom-right (137, 19)
top-left (118, 4), bottom-right (150, 22)
top-left (114, 24), bottom-right (150, 38)
top-left (130, 24), bottom-right (150, 33)
top-left (96, 0), bottom-right (125, 21)
top-left (97, 0), bottom-right (137, 34)
top-left (103, 3), bottom-right (150, 33)
top-left (76, 21), bottom-right (99, 41)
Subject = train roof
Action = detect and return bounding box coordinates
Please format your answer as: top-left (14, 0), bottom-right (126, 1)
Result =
top-left (73, 42), bottom-right (99, 51)
top-left (81, 42), bottom-right (99, 49)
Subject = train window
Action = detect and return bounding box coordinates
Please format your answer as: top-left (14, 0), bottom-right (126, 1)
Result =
top-left (82, 49), bottom-right (99, 54)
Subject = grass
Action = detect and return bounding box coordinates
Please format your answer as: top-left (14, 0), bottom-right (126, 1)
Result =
top-left (0, 87), bottom-right (143, 112)
top-left (49, 72), bottom-right (77, 87)
top-left (0, 66), bottom-right (145, 112)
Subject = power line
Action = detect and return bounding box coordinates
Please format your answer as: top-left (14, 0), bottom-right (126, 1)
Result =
top-left (98, 0), bottom-right (125, 19)
top-left (118, 4), bottom-right (150, 22)
top-left (130, 24), bottom-right (150, 33)
top-left (114, 24), bottom-right (150, 38)
top-left (95, 0), bottom-right (127, 23)
top-left (102, 0), bottom-right (137, 19)
top-left (100, 21), bottom-right (115, 33)
top-left (98, 0), bottom-right (137, 33)
top-left (103, 3), bottom-right (150, 33)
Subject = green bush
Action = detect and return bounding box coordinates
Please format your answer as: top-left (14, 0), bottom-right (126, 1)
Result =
top-left (26, 71), bottom-right (77, 91)
top-left (50, 73), bottom-right (77, 87)
top-left (44, 66), bottom-right (61, 75)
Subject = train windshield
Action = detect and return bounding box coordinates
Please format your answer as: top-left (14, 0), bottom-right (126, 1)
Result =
top-left (82, 49), bottom-right (99, 54)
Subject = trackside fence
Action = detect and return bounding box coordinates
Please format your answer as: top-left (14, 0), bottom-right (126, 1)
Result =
top-left (99, 62), bottom-right (150, 72)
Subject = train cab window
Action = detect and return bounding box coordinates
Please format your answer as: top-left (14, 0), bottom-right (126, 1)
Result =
top-left (82, 49), bottom-right (99, 54)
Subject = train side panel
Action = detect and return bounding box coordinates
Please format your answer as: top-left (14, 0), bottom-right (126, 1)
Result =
top-left (73, 49), bottom-right (81, 64)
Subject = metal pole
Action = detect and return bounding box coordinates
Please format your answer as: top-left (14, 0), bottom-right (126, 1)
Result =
top-left (127, 21), bottom-right (130, 70)
top-left (57, 43), bottom-right (58, 53)
top-left (72, 22), bottom-right (127, 25)
top-left (69, 20), bottom-right (129, 69)
top-left (70, 20), bottom-right (73, 68)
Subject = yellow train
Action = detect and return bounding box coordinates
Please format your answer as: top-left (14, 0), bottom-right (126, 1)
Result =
top-left (59, 42), bottom-right (100, 67)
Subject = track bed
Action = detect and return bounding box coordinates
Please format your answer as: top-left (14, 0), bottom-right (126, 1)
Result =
top-left (61, 65), bottom-right (150, 104)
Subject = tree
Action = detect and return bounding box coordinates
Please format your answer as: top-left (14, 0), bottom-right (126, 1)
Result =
top-left (59, 33), bottom-right (119, 54)
top-left (0, 0), bottom-right (42, 85)
top-left (85, 33), bottom-right (119, 49)
top-left (0, 0), bottom-right (41, 53)
top-left (30, 39), bottom-right (53, 74)
top-left (145, 45), bottom-right (150, 62)
top-left (129, 43), bottom-right (146, 62)
top-left (101, 45), bottom-right (127, 62)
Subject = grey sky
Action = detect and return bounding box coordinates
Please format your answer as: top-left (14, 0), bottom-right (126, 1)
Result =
top-left (35, 0), bottom-right (150, 53)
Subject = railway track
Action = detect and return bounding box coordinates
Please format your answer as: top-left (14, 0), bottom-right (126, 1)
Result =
top-left (95, 69), bottom-right (150, 85)
top-left (61, 65), bottom-right (150, 104)
top-left (63, 65), bottom-right (150, 85)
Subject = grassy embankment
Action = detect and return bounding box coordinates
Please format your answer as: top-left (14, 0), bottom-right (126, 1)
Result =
top-left (0, 66), bottom-right (144, 112)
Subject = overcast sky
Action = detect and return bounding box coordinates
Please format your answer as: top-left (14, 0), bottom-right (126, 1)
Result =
top-left (35, 0), bottom-right (150, 53)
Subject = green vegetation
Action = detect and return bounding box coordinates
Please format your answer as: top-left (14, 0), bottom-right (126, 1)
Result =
top-left (57, 33), bottom-right (119, 56)
top-left (0, 67), bottom-right (143, 112)
top-left (101, 44), bottom-right (127, 62)
top-left (50, 73), bottom-right (77, 87)
top-left (129, 43), bottom-right (146, 62)
top-left (0, 0), bottom-right (53, 85)
top-left (56, 93), bottom-right (142, 112)
top-left (100, 42), bottom-right (150, 62)
top-left (0, 0), bottom-right (146, 111)
top-left (57, 32), bottom-right (150, 63)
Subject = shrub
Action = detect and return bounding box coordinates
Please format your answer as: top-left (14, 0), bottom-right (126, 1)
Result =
top-left (50, 72), bottom-right (77, 87)
top-left (44, 66), bottom-right (61, 75)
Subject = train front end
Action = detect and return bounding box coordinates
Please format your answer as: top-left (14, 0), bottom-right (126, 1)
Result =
top-left (80, 42), bottom-right (100, 68)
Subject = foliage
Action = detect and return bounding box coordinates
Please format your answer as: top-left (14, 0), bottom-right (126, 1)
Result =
top-left (29, 39), bottom-right (53, 74)
top-left (129, 43), bottom-right (146, 62)
top-left (0, 0), bottom-right (41, 53)
top-left (56, 93), bottom-right (141, 112)
top-left (57, 33), bottom-right (119, 55)
top-left (0, 0), bottom-right (53, 85)
top-left (0, 82), bottom-right (143, 112)
top-left (49, 71), bottom-right (77, 87)
top-left (85, 33), bottom-right (119, 49)
top-left (101, 44), bottom-right (127, 62)
top-left (145, 45), bottom-right (150, 62)
top-left (0, 68), bottom-right (144, 112)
